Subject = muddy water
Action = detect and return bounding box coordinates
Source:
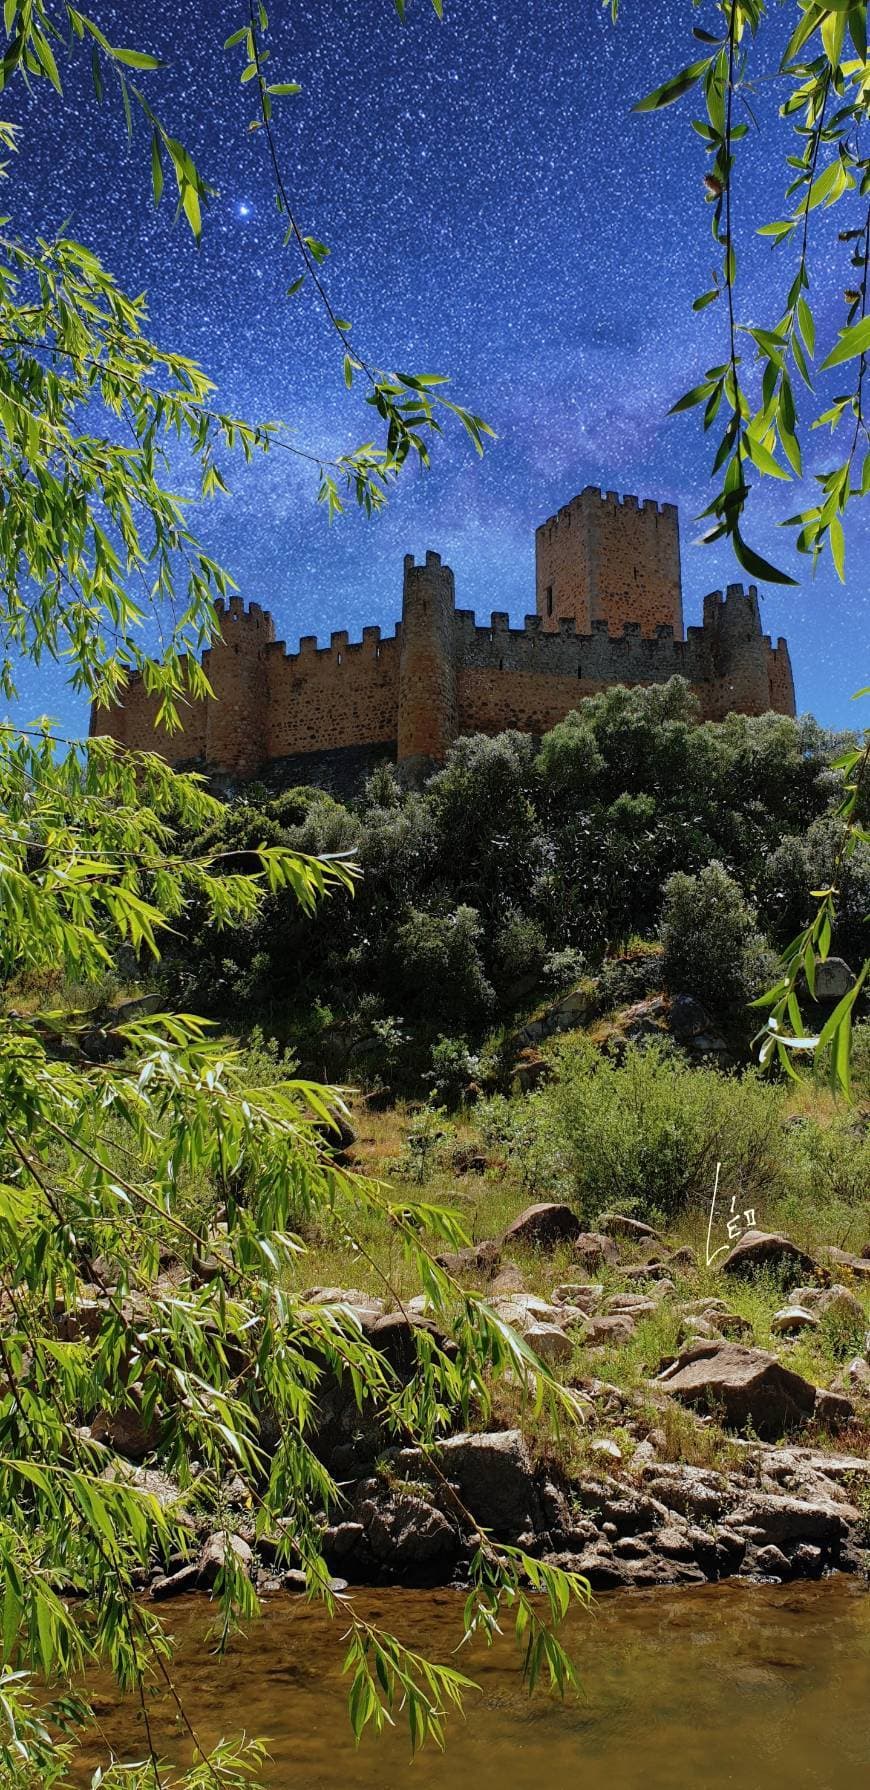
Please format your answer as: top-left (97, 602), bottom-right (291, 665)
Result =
top-left (83, 1580), bottom-right (870, 1790)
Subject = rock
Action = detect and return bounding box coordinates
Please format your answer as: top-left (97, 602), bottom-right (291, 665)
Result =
top-left (551, 1283), bottom-right (604, 1311)
top-left (771, 1305), bottom-right (820, 1336)
top-left (622, 1262), bottom-right (673, 1283)
top-left (655, 1525), bottom-right (695, 1559)
top-left (90, 1389), bottom-right (159, 1462)
top-left (832, 1357), bottom-right (870, 1395)
top-left (581, 1314), bottom-right (637, 1347)
top-left (638, 1465), bottom-right (726, 1521)
top-left (436, 1430), bottom-right (540, 1537)
top-left (608, 1297), bottom-right (658, 1321)
top-left (813, 1388), bottom-right (854, 1430)
top-left (488, 1264), bottom-right (527, 1295)
top-left (716, 1312), bottom-right (754, 1340)
top-left (792, 1284), bottom-right (866, 1328)
top-left (302, 1286), bottom-right (386, 1322)
top-left (150, 1564), bottom-right (199, 1600)
top-left (597, 1214), bottom-right (663, 1243)
top-left (735, 1493), bottom-right (847, 1547)
top-left (526, 1323), bottom-right (574, 1367)
top-left (589, 1438), bottom-right (623, 1463)
top-left (820, 1248), bottom-right (870, 1281)
top-left (435, 1240), bottom-right (501, 1280)
top-left (790, 1542), bottom-right (823, 1576)
top-left (492, 1293), bottom-right (566, 1333)
top-left (657, 1341), bottom-right (818, 1439)
top-left (573, 1232), bottom-right (619, 1270)
top-left (365, 1495), bottom-right (457, 1573)
top-left (572, 1548), bottom-right (629, 1589)
top-left (364, 1311), bottom-right (451, 1378)
top-left (512, 1052), bottom-right (551, 1094)
top-left (503, 1203), bottom-right (581, 1252)
top-left (668, 1246), bottom-right (698, 1272)
top-left (721, 1230), bottom-right (817, 1286)
top-left (668, 993), bottom-right (710, 1039)
top-left (811, 957), bottom-right (854, 1002)
top-left (754, 1544), bottom-right (790, 1579)
top-left (197, 1532), bottom-right (254, 1589)
top-left (678, 1315), bottom-right (721, 1344)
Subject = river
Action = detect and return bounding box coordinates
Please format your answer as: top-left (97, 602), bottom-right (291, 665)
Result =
top-left (82, 1579), bottom-right (870, 1789)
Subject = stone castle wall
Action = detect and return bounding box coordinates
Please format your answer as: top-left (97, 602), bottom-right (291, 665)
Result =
top-left (93, 486), bottom-right (796, 784)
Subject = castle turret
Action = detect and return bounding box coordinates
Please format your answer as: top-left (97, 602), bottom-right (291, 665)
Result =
top-left (397, 551), bottom-right (458, 767)
top-left (535, 487), bottom-right (683, 640)
top-left (700, 583), bottom-right (795, 719)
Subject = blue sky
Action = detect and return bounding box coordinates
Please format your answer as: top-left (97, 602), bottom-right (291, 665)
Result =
top-left (9, 1), bottom-right (869, 732)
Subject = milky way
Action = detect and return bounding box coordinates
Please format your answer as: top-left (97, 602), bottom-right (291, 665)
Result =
top-left (9, 1), bottom-right (869, 729)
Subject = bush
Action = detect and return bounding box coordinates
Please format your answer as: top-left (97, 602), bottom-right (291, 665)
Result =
top-left (481, 1038), bottom-right (787, 1225)
top-left (660, 860), bottom-right (776, 1018)
top-left (426, 1034), bottom-right (480, 1106)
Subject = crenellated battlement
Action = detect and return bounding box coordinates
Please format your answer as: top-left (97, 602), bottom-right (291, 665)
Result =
top-left (92, 484), bottom-right (796, 785)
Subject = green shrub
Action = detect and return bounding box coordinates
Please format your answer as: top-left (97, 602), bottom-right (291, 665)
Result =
top-left (482, 1038), bottom-right (787, 1225)
top-left (426, 1035), bottom-right (480, 1107)
top-left (660, 860), bottom-right (776, 1017)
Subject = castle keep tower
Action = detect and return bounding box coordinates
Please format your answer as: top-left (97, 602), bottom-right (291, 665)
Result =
top-left (92, 485), bottom-right (796, 789)
top-left (535, 487), bottom-right (683, 640)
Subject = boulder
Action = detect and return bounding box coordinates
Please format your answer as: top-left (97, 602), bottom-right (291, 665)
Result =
top-left (581, 1314), bottom-right (637, 1347)
top-left (197, 1532), bottom-right (253, 1589)
top-left (657, 1340), bottom-right (818, 1438)
top-left (503, 1203), bottom-right (581, 1251)
top-left (589, 1438), bottom-right (623, 1464)
top-left (668, 1246), bottom-right (698, 1272)
top-left (597, 1214), bottom-right (663, 1244)
top-left (435, 1240), bottom-right (501, 1280)
top-left (721, 1230), bottom-right (816, 1286)
top-left (364, 1311), bottom-right (452, 1378)
top-left (811, 957), bottom-right (854, 1002)
top-left (90, 1389), bottom-right (159, 1462)
top-left (488, 1264), bottom-right (527, 1295)
top-left (150, 1564), bottom-right (200, 1600)
top-left (551, 1282), bottom-right (603, 1312)
top-left (820, 1247), bottom-right (870, 1282)
top-left (573, 1232), bottom-right (619, 1270)
top-left (832, 1357), bottom-right (870, 1396)
top-left (771, 1305), bottom-right (819, 1336)
top-left (668, 993), bottom-right (710, 1040)
top-left (526, 1323), bottom-right (574, 1367)
top-left (733, 1493), bottom-right (848, 1548)
top-left (813, 1388), bottom-right (854, 1430)
top-left (436, 1430), bottom-right (541, 1537)
top-left (792, 1284), bottom-right (866, 1328)
top-left (364, 1494), bottom-right (457, 1574)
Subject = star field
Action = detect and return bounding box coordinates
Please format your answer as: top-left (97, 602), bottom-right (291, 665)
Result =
top-left (8, 0), bottom-right (869, 730)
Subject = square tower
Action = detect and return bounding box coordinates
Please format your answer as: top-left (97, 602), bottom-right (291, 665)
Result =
top-left (535, 487), bottom-right (684, 639)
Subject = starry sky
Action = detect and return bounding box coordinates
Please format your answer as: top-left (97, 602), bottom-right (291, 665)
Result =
top-left (9, 0), bottom-right (870, 731)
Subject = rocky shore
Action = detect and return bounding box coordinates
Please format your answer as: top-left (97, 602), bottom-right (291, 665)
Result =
top-left (80, 1209), bottom-right (870, 1604)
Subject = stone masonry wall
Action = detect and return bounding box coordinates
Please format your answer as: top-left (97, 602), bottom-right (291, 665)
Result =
top-left (92, 488), bottom-right (797, 783)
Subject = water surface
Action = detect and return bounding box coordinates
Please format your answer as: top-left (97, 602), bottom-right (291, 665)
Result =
top-left (84, 1579), bottom-right (870, 1789)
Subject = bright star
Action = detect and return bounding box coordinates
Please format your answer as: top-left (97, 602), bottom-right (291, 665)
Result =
top-left (238, 202), bottom-right (251, 218)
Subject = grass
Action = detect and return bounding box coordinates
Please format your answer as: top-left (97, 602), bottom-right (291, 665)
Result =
top-left (282, 1076), bottom-right (870, 1469)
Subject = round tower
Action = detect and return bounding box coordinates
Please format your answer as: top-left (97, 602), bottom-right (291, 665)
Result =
top-left (397, 551), bottom-right (458, 768)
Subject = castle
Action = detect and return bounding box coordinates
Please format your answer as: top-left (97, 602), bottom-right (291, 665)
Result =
top-left (93, 486), bottom-right (796, 788)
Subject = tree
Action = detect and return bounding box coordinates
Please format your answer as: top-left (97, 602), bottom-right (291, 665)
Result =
top-left (0, 7), bottom-right (588, 1785)
top-left (615, 0), bottom-right (870, 1088)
